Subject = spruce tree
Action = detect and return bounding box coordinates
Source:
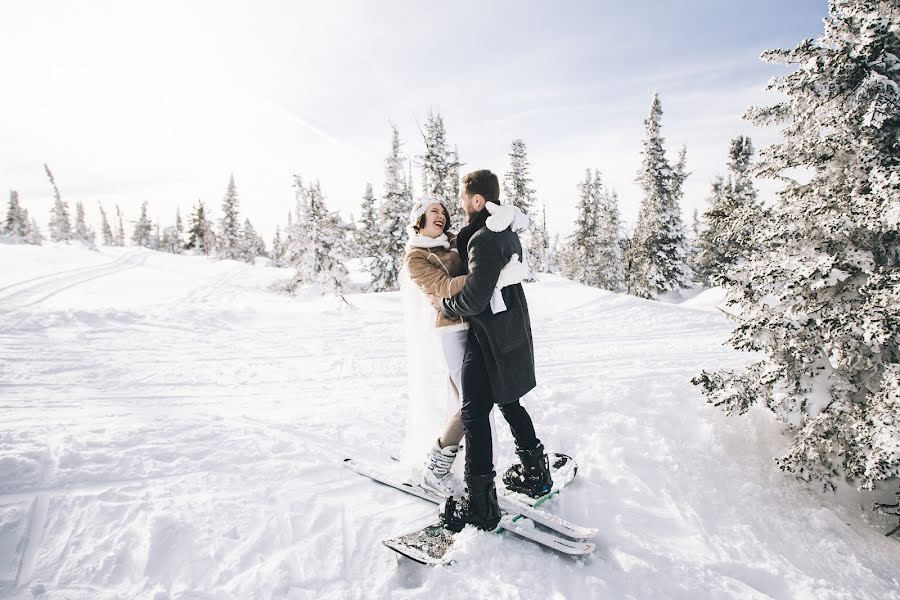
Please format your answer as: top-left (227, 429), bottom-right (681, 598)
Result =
top-left (631, 94), bottom-right (693, 298)
top-left (530, 203), bottom-right (551, 273)
top-left (289, 181), bottom-right (350, 295)
top-left (270, 225), bottom-right (286, 267)
top-left (4, 190), bottom-right (27, 237)
top-left (562, 169), bottom-right (598, 285)
top-left (174, 208), bottom-right (185, 253)
top-left (595, 182), bottom-right (624, 291)
top-left (420, 110), bottom-right (462, 228)
top-left (185, 200), bottom-right (212, 255)
top-left (369, 125), bottom-right (412, 292)
top-left (695, 136), bottom-right (765, 286)
top-left (73, 201), bottom-right (96, 248)
top-left (504, 139), bottom-right (546, 270)
top-left (356, 182), bottom-right (378, 259)
top-left (217, 175), bottom-right (242, 260)
top-left (25, 215), bottom-right (43, 245)
top-left (693, 0), bottom-right (900, 510)
top-left (45, 164), bottom-right (71, 242)
top-left (241, 218), bottom-right (266, 263)
top-left (131, 201), bottom-right (153, 247)
top-left (114, 205), bottom-right (126, 246)
top-left (99, 203), bottom-right (114, 246)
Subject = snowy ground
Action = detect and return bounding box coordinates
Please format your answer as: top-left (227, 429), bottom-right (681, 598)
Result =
top-left (1, 243), bottom-right (898, 600)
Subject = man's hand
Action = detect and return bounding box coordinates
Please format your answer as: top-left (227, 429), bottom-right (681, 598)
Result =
top-left (428, 294), bottom-right (442, 312)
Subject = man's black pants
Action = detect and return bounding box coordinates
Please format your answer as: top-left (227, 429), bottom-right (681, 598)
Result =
top-left (460, 329), bottom-right (539, 478)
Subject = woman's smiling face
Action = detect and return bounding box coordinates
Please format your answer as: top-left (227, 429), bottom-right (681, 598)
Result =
top-left (421, 203), bottom-right (448, 238)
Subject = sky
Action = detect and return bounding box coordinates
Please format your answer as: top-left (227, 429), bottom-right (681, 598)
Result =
top-left (0, 0), bottom-right (828, 242)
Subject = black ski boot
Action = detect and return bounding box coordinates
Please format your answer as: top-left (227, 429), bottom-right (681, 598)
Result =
top-left (439, 471), bottom-right (501, 532)
top-left (502, 442), bottom-right (553, 498)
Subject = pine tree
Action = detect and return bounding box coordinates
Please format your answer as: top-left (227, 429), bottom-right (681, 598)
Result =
top-left (694, 136), bottom-right (765, 286)
top-left (562, 169), bottom-right (598, 285)
top-left (355, 182), bottom-right (379, 259)
top-left (25, 215), bottom-right (44, 245)
top-left (420, 110), bottom-right (462, 228)
top-left (269, 225), bottom-right (286, 267)
top-left (693, 0), bottom-right (900, 509)
top-left (503, 139), bottom-right (537, 214)
top-left (595, 182), bottom-right (624, 291)
top-left (99, 203), bottom-right (114, 246)
top-left (73, 201), bottom-right (96, 248)
top-left (173, 207), bottom-right (185, 253)
top-left (185, 200), bottom-right (213, 255)
top-left (369, 125), bottom-right (412, 292)
top-left (132, 201), bottom-right (153, 247)
top-left (45, 164), bottom-right (71, 242)
top-left (241, 218), bottom-right (266, 263)
top-left (283, 175), bottom-right (311, 273)
top-left (289, 181), bottom-right (350, 295)
top-left (630, 94), bottom-right (694, 298)
top-left (4, 190), bottom-right (27, 237)
top-left (114, 205), bottom-right (126, 246)
top-left (217, 174), bottom-right (242, 260)
top-left (530, 203), bottom-right (551, 273)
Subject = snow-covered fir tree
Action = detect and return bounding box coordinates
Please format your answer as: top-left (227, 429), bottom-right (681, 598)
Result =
top-left (530, 203), bottom-right (551, 273)
top-left (693, 0), bottom-right (900, 512)
top-left (25, 216), bottom-right (43, 245)
top-left (240, 218), bottom-right (266, 263)
top-left (419, 110), bottom-right (462, 228)
top-left (114, 205), bottom-right (126, 246)
top-left (503, 139), bottom-right (547, 271)
top-left (4, 190), bottom-right (28, 238)
top-left (368, 125), bottom-right (412, 292)
top-left (99, 203), bottom-right (114, 246)
top-left (185, 200), bottom-right (213, 255)
top-left (562, 169), bottom-right (599, 285)
top-left (73, 201), bottom-right (96, 248)
top-left (131, 201), bottom-right (153, 247)
top-left (283, 175), bottom-right (311, 274)
top-left (45, 164), bottom-right (71, 242)
top-left (355, 182), bottom-right (378, 259)
top-left (174, 208), bottom-right (185, 253)
top-left (149, 222), bottom-right (162, 251)
top-left (288, 180), bottom-right (350, 295)
top-left (269, 225), bottom-right (286, 267)
top-left (217, 175), bottom-right (242, 260)
top-left (595, 183), bottom-right (624, 291)
top-left (694, 135), bottom-right (765, 286)
top-left (629, 94), bottom-right (693, 299)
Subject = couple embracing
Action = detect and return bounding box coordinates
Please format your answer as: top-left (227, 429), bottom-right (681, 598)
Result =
top-left (400, 168), bottom-right (552, 533)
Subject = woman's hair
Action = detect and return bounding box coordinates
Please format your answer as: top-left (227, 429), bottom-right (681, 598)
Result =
top-left (413, 202), bottom-right (451, 234)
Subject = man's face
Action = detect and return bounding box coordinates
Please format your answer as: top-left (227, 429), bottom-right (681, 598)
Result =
top-left (458, 189), bottom-right (482, 217)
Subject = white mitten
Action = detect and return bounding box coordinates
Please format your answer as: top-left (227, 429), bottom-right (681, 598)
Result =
top-left (490, 254), bottom-right (531, 314)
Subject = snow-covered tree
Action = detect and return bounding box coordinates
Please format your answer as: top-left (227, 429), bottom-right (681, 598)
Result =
top-left (355, 182), bottom-right (379, 259)
top-left (132, 201), bottom-right (153, 247)
top-left (693, 0), bottom-right (900, 512)
top-left (185, 200), bottom-right (213, 255)
top-left (241, 218), bottom-right (266, 263)
top-left (283, 175), bottom-right (311, 274)
top-left (561, 170), bottom-right (598, 285)
top-left (269, 225), bottom-right (286, 267)
top-left (630, 94), bottom-right (693, 299)
top-left (288, 180), bottom-right (350, 295)
top-left (530, 202), bottom-right (551, 273)
top-left (420, 110), bottom-right (462, 228)
top-left (114, 205), bottom-right (126, 246)
top-left (99, 203), bottom-right (114, 246)
top-left (217, 175), bottom-right (242, 260)
top-left (45, 164), bottom-right (71, 242)
top-left (73, 201), bottom-right (96, 248)
top-left (4, 190), bottom-right (28, 238)
top-left (504, 138), bottom-right (547, 271)
top-left (595, 184), bottom-right (624, 291)
top-left (694, 136), bottom-right (765, 286)
top-left (173, 208), bottom-right (185, 253)
top-left (25, 216), bottom-right (43, 245)
top-left (369, 125), bottom-right (412, 292)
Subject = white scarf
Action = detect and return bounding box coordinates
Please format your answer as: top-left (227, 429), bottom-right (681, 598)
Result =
top-left (407, 232), bottom-right (451, 250)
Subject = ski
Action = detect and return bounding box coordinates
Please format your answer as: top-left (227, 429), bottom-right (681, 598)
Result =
top-left (382, 513), bottom-right (596, 566)
top-left (343, 455), bottom-right (597, 540)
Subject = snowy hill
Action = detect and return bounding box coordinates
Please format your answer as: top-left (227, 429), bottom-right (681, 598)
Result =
top-left (1, 243), bottom-right (898, 600)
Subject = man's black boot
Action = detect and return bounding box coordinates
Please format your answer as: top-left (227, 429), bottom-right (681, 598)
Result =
top-left (439, 471), bottom-right (501, 532)
top-left (502, 442), bottom-right (552, 498)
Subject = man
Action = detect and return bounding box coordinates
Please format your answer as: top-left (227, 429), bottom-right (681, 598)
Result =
top-left (430, 169), bottom-right (552, 532)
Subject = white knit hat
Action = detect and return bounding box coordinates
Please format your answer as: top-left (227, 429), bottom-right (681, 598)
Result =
top-left (409, 196), bottom-right (447, 228)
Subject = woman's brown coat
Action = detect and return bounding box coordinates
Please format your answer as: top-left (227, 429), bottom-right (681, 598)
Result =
top-left (405, 233), bottom-right (468, 330)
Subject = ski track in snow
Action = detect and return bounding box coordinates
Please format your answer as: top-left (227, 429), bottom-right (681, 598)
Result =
top-left (0, 244), bottom-right (898, 600)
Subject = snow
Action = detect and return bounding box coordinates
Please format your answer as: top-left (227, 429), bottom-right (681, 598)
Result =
top-left (1, 245), bottom-right (899, 599)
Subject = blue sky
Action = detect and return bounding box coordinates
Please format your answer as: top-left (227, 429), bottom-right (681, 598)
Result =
top-left (1, 0), bottom-right (827, 240)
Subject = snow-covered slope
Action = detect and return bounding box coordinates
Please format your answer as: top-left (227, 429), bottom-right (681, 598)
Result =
top-left (1, 244), bottom-right (898, 600)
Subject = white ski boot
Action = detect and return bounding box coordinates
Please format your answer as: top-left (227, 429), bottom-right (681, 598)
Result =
top-left (420, 439), bottom-right (465, 498)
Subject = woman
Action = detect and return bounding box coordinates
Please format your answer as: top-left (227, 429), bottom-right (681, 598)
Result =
top-left (400, 197), bottom-right (527, 497)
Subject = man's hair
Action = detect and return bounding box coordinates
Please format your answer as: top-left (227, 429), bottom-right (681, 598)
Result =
top-left (461, 170), bottom-right (500, 205)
